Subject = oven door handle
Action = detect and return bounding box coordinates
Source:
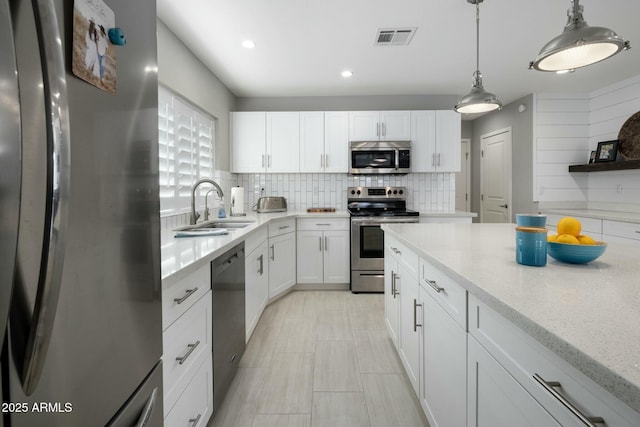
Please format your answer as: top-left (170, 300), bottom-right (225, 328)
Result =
top-left (351, 217), bottom-right (420, 225)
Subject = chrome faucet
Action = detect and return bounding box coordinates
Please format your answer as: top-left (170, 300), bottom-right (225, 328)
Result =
top-left (203, 189), bottom-right (218, 222)
top-left (190, 178), bottom-right (224, 224)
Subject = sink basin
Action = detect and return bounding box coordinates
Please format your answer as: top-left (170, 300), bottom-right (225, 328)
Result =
top-left (174, 221), bottom-right (253, 232)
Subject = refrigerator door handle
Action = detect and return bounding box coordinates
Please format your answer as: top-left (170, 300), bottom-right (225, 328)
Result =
top-left (0, 0), bottom-right (22, 346)
top-left (134, 387), bottom-right (158, 427)
top-left (12, 0), bottom-right (71, 396)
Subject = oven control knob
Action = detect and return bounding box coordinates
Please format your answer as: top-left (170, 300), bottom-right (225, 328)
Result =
top-left (399, 189), bottom-right (404, 195)
top-left (393, 190), bottom-right (398, 194)
top-left (356, 190), bottom-right (361, 195)
top-left (351, 190), bottom-right (356, 195)
top-left (387, 190), bottom-right (392, 195)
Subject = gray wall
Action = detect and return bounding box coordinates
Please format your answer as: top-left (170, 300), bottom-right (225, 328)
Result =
top-left (470, 94), bottom-right (535, 222)
top-left (157, 20), bottom-right (237, 171)
top-left (235, 95), bottom-right (459, 111)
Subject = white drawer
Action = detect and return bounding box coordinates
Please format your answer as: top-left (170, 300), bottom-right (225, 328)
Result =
top-left (603, 220), bottom-right (640, 242)
top-left (162, 264), bottom-right (210, 331)
top-left (419, 257), bottom-right (467, 329)
top-left (268, 217), bottom-right (296, 237)
top-left (163, 292), bottom-right (212, 415)
top-left (385, 235), bottom-right (418, 280)
top-left (244, 225), bottom-right (268, 254)
top-left (297, 217), bottom-right (349, 231)
top-left (164, 356), bottom-right (213, 426)
top-left (469, 294), bottom-right (640, 427)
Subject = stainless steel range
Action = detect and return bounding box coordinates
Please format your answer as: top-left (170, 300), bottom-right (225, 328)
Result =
top-left (349, 186), bottom-right (419, 293)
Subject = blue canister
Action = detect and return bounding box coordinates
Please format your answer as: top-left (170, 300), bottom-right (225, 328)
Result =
top-left (515, 226), bottom-right (548, 267)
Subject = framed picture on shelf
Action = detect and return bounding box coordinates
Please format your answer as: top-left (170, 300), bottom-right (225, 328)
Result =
top-left (589, 150), bottom-right (596, 164)
top-left (595, 140), bottom-right (619, 163)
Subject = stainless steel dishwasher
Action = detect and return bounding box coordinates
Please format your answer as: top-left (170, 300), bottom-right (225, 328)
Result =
top-left (211, 241), bottom-right (245, 414)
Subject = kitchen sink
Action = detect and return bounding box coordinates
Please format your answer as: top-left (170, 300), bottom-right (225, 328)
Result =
top-left (174, 221), bottom-right (253, 232)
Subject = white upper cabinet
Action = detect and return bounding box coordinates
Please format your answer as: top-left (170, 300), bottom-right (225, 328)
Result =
top-left (231, 112), bottom-right (300, 173)
top-left (299, 112), bottom-right (349, 173)
top-left (266, 112), bottom-right (300, 173)
top-left (231, 112), bottom-right (266, 173)
top-left (349, 111), bottom-right (411, 141)
top-left (323, 112), bottom-right (349, 173)
top-left (411, 110), bottom-right (461, 172)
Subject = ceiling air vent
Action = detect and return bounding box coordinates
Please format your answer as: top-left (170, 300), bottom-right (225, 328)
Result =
top-left (374, 28), bottom-right (417, 46)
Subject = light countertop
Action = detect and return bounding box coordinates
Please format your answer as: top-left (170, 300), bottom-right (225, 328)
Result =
top-left (541, 209), bottom-right (640, 224)
top-left (382, 222), bottom-right (640, 413)
top-left (161, 210), bottom-right (349, 286)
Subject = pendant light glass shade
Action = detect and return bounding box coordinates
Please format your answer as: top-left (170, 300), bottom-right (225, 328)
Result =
top-left (454, 0), bottom-right (502, 114)
top-left (529, 0), bottom-right (630, 72)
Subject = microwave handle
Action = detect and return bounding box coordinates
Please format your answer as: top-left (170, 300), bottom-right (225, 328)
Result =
top-left (395, 149), bottom-right (399, 171)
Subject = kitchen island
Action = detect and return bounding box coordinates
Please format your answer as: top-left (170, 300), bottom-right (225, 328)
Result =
top-left (382, 222), bottom-right (640, 425)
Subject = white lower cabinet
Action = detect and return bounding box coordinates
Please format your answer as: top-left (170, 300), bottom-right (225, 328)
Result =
top-left (384, 246), bottom-right (401, 348)
top-left (268, 218), bottom-right (296, 298)
top-left (421, 285), bottom-right (467, 427)
top-left (245, 238), bottom-right (269, 342)
top-left (398, 261), bottom-right (421, 395)
top-left (164, 356), bottom-right (213, 427)
top-left (296, 218), bottom-right (350, 284)
top-left (162, 287), bottom-right (212, 425)
top-left (468, 336), bottom-right (560, 427)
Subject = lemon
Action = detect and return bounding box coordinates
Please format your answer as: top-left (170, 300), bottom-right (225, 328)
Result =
top-left (557, 217), bottom-right (582, 237)
top-left (577, 235), bottom-right (596, 245)
top-left (556, 234), bottom-right (580, 244)
top-left (547, 234), bottom-right (558, 242)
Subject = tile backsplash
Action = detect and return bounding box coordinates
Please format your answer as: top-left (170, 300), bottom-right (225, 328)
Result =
top-left (235, 172), bottom-right (455, 213)
top-left (161, 171), bottom-right (456, 231)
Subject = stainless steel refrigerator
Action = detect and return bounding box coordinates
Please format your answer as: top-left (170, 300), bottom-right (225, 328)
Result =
top-left (1, 0), bottom-right (163, 425)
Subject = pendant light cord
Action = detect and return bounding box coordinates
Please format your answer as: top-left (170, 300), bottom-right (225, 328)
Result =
top-left (475, 0), bottom-right (480, 73)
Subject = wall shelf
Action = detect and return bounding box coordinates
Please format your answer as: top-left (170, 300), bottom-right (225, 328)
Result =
top-left (568, 159), bottom-right (640, 172)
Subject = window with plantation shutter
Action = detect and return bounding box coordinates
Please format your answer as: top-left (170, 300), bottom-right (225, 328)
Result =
top-left (158, 86), bottom-right (216, 215)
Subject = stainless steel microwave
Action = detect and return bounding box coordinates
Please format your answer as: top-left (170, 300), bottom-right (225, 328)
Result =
top-left (349, 141), bottom-right (411, 175)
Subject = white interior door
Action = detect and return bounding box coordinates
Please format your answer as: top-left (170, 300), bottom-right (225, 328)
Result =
top-left (455, 139), bottom-right (471, 212)
top-left (481, 128), bottom-right (512, 223)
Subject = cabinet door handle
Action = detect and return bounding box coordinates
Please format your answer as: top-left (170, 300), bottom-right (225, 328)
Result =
top-left (391, 271), bottom-right (396, 298)
top-left (533, 374), bottom-right (605, 426)
top-left (188, 413), bottom-right (202, 427)
top-left (258, 254), bottom-right (264, 275)
top-left (376, 122), bottom-right (380, 137)
top-left (393, 273), bottom-right (400, 298)
top-left (432, 153), bottom-right (436, 167)
top-left (324, 236), bottom-right (328, 251)
top-left (437, 153), bottom-right (441, 166)
top-left (382, 122), bottom-right (386, 136)
top-left (174, 287), bottom-right (199, 304)
top-left (413, 299), bottom-right (423, 332)
top-left (262, 154), bottom-right (265, 168)
top-left (176, 340), bottom-right (201, 365)
top-left (425, 279), bottom-right (444, 293)
top-left (319, 236), bottom-right (323, 251)
top-left (268, 154), bottom-right (272, 167)
top-left (270, 244), bottom-right (275, 261)
top-left (325, 154), bottom-right (329, 168)
top-left (499, 204), bottom-right (508, 208)
top-left (320, 154), bottom-right (324, 168)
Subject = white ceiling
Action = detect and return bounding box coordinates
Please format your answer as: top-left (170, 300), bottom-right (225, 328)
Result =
top-left (156, 0), bottom-right (640, 107)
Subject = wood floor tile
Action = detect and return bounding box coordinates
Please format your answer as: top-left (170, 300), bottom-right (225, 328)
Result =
top-left (240, 311), bottom-right (282, 368)
top-left (256, 352), bottom-right (314, 414)
top-left (210, 368), bottom-right (267, 427)
top-left (274, 317), bottom-right (316, 353)
top-left (361, 373), bottom-right (428, 427)
top-left (251, 414), bottom-right (311, 427)
top-left (315, 310), bottom-right (352, 341)
top-left (313, 341), bottom-right (362, 392)
top-left (311, 392), bottom-right (370, 427)
top-left (353, 330), bottom-right (404, 374)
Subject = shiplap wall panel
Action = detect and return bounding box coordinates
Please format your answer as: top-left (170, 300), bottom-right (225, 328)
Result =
top-left (534, 94), bottom-right (590, 202)
top-left (588, 75), bottom-right (640, 205)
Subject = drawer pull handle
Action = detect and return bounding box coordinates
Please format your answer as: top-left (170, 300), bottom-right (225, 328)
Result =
top-left (174, 287), bottom-right (199, 304)
top-left (176, 340), bottom-right (201, 365)
top-left (392, 273), bottom-right (400, 298)
top-left (258, 254), bottom-right (264, 275)
top-left (279, 225), bottom-right (290, 229)
top-left (189, 413), bottom-right (202, 427)
top-left (391, 247), bottom-right (401, 255)
top-left (533, 374), bottom-right (605, 426)
top-left (425, 279), bottom-right (444, 293)
top-left (413, 299), bottom-right (422, 332)
top-left (316, 223), bottom-right (331, 226)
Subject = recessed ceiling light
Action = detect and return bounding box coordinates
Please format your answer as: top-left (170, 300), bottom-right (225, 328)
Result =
top-left (341, 70), bottom-right (353, 78)
top-left (242, 40), bottom-right (256, 49)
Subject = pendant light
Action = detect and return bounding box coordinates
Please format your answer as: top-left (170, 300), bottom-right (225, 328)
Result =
top-left (529, 0), bottom-right (630, 72)
top-left (454, 0), bottom-right (502, 114)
